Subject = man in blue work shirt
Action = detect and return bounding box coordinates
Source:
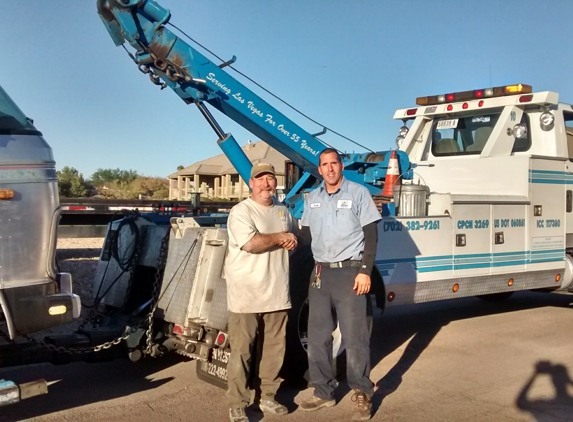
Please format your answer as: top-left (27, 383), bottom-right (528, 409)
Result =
top-left (299, 148), bottom-right (381, 421)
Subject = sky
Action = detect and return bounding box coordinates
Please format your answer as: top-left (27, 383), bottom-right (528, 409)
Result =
top-left (2, 0), bottom-right (573, 179)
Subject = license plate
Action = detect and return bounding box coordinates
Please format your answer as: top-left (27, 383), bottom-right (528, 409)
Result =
top-left (199, 348), bottom-right (230, 381)
top-left (436, 118), bottom-right (458, 129)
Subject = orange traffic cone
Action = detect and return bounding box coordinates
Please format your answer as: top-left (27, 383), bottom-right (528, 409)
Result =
top-left (381, 150), bottom-right (400, 201)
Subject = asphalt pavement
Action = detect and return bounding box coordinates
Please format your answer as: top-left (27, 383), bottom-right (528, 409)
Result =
top-left (1, 291), bottom-right (573, 421)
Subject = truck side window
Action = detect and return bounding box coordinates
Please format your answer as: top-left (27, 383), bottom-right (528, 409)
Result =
top-left (563, 112), bottom-right (573, 161)
top-left (0, 86), bottom-right (39, 136)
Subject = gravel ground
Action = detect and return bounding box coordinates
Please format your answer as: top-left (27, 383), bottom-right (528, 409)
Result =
top-left (57, 237), bottom-right (104, 306)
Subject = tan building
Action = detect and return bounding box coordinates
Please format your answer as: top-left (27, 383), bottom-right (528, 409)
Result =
top-left (168, 141), bottom-right (289, 200)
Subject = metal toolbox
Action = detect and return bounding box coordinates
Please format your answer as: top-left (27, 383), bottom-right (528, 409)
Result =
top-left (93, 220), bottom-right (168, 309)
top-left (158, 219), bottom-right (229, 332)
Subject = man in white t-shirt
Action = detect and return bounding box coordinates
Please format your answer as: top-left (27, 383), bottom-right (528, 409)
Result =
top-left (224, 162), bottom-right (297, 422)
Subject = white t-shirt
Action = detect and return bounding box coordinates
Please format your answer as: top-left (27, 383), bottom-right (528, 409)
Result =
top-left (224, 197), bottom-right (293, 313)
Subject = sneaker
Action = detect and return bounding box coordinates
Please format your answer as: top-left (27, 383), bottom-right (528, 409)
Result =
top-left (350, 390), bottom-right (372, 421)
top-left (229, 406), bottom-right (249, 422)
top-left (299, 395), bottom-right (336, 412)
top-left (259, 399), bottom-right (288, 415)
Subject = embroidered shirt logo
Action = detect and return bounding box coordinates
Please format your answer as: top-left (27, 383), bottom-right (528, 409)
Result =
top-left (310, 202), bottom-right (321, 208)
top-left (337, 200), bottom-right (352, 209)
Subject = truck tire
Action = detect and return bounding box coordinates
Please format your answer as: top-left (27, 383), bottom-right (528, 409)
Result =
top-left (476, 292), bottom-right (514, 302)
top-left (282, 247), bottom-right (315, 386)
top-left (282, 247), bottom-right (373, 386)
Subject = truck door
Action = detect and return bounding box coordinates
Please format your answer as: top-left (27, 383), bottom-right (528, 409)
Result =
top-left (453, 204), bottom-right (491, 277)
top-left (529, 158), bottom-right (566, 270)
top-left (492, 205), bottom-right (527, 274)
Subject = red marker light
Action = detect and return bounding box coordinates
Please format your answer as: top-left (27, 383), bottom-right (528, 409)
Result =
top-left (214, 332), bottom-right (228, 347)
top-left (519, 95), bottom-right (533, 103)
top-left (406, 108), bottom-right (417, 116)
top-left (478, 100), bottom-right (484, 107)
top-left (447, 104), bottom-right (453, 111)
top-left (445, 93), bottom-right (455, 102)
top-left (474, 90), bottom-right (484, 98)
top-left (462, 103), bottom-right (469, 109)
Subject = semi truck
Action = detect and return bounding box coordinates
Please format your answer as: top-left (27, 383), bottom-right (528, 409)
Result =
top-left (0, 84), bottom-right (81, 404)
top-left (88, 0), bottom-right (573, 389)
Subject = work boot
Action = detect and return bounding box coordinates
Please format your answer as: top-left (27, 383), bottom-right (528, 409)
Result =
top-left (351, 390), bottom-right (372, 421)
top-left (259, 398), bottom-right (288, 415)
top-left (299, 395), bottom-right (336, 411)
top-left (229, 406), bottom-right (249, 422)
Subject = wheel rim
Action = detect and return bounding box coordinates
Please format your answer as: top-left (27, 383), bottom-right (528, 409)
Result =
top-left (297, 298), bottom-right (345, 357)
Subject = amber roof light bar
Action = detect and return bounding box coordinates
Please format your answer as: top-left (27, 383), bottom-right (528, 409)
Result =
top-left (416, 84), bottom-right (533, 106)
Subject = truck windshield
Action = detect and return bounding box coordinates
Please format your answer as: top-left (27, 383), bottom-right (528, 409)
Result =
top-left (431, 113), bottom-right (531, 156)
top-left (0, 85), bottom-right (41, 136)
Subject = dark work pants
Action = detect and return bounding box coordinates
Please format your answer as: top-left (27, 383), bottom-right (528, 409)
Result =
top-left (307, 266), bottom-right (374, 399)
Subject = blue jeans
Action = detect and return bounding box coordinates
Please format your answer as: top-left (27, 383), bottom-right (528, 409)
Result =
top-left (307, 266), bottom-right (374, 399)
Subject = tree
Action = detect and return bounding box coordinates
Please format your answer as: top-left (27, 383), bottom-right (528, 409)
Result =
top-left (94, 176), bottom-right (169, 200)
top-left (126, 176), bottom-right (169, 199)
top-left (177, 165), bottom-right (185, 171)
top-left (90, 168), bottom-right (138, 188)
top-left (57, 166), bottom-right (89, 197)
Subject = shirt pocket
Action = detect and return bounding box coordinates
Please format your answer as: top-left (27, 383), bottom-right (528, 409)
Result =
top-left (334, 207), bottom-right (360, 230)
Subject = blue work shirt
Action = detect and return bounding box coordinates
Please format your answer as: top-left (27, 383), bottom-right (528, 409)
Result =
top-left (300, 177), bottom-right (381, 263)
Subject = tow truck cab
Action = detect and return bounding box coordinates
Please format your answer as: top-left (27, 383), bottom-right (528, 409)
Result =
top-left (0, 84), bottom-right (80, 339)
top-left (377, 84), bottom-right (573, 306)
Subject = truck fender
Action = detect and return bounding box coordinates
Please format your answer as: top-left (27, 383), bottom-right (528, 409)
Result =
top-left (559, 253), bottom-right (573, 291)
top-left (0, 291), bottom-right (16, 340)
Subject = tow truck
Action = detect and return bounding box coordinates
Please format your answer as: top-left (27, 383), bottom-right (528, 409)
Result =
top-left (380, 85), bottom-right (573, 305)
top-left (89, 0), bottom-right (573, 388)
top-left (4, 0), bottom-right (568, 395)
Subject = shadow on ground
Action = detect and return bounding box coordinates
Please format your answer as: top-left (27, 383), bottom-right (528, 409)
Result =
top-left (516, 359), bottom-right (573, 421)
top-left (367, 291), bottom-right (573, 417)
top-left (273, 290), bottom-right (573, 419)
top-left (0, 354), bottom-right (185, 421)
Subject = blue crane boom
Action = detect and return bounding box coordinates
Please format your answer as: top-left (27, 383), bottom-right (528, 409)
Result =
top-left (96, 0), bottom-right (412, 216)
